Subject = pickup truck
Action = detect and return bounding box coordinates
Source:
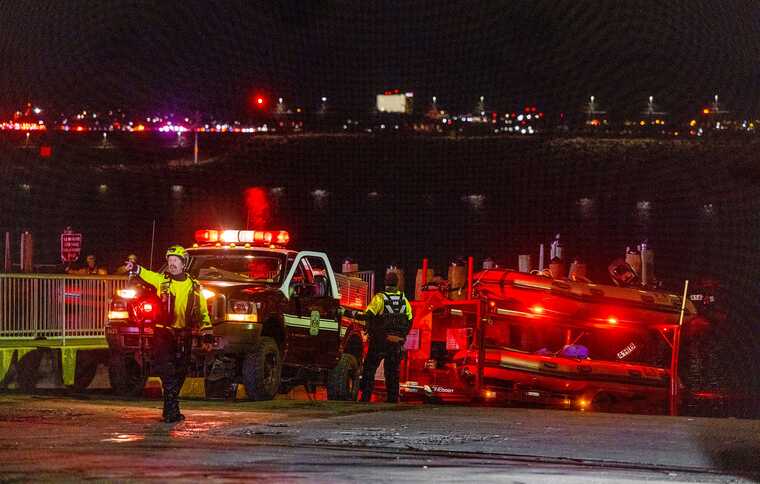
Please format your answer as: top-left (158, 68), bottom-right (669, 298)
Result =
top-left (105, 229), bottom-right (369, 400)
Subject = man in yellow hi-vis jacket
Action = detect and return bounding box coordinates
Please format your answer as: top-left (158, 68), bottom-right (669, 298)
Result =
top-left (126, 245), bottom-right (211, 423)
top-left (359, 271), bottom-right (413, 403)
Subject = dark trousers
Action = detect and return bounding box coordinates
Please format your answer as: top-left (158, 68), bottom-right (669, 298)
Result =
top-left (152, 327), bottom-right (192, 420)
top-left (360, 337), bottom-right (403, 403)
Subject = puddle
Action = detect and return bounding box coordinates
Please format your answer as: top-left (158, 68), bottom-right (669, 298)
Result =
top-left (170, 419), bottom-right (228, 438)
top-left (102, 433), bottom-right (145, 443)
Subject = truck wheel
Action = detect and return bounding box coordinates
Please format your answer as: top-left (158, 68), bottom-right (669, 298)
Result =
top-left (108, 353), bottom-right (146, 397)
top-left (242, 337), bottom-right (281, 401)
top-left (327, 354), bottom-right (359, 401)
top-left (17, 350), bottom-right (43, 393)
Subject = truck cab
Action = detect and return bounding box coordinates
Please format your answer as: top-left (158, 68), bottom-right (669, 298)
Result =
top-left (105, 229), bottom-right (368, 400)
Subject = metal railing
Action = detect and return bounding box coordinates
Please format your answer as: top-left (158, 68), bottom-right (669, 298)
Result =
top-left (0, 274), bottom-right (127, 341)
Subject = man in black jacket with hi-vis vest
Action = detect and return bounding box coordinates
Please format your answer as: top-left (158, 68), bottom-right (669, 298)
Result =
top-left (359, 272), bottom-right (413, 403)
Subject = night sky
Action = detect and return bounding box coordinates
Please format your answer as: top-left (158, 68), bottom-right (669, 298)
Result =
top-left (1, 1), bottom-right (759, 118)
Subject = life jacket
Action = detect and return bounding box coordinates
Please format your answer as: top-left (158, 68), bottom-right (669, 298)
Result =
top-left (379, 292), bottom-right (410, 337)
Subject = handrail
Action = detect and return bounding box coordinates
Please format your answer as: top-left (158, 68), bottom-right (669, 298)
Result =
top-left (0, 274), bottom-right (127, 341)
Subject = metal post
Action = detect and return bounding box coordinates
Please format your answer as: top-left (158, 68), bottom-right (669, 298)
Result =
top-left (20, 232), bottom-right (33, 273)
top-left (538, 243), bottom-right (545, 271)
top-left (193, 130), bottom-right (199, 165)
top-left (61, 277), bottom-right (66, 346)
top-left (467, 256), bottom-right (473, 300)
top-left (476, 303), bottom-right (485, 398)
top-left (3, 232), bottom-right (10, 272)
top-left (193, 111), bottom-right (200, 165)
top-left (670, 279), bottom-right (689, 416)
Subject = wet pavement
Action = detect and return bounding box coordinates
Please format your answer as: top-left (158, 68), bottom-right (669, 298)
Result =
top-left (0, 393), bottom-right (758, 482)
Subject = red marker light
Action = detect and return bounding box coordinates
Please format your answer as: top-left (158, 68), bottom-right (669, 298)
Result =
top-left (531, 305), bottom-right (544, 314)
top-left (275, 230), bottom-right (289, 245)
top-left (607, 316), bottom-right (618, 325)
top-left (141, 302), bottom-right (154, 314)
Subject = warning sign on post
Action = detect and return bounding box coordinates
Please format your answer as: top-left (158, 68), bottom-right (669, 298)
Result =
top-left (60, 228), bottom-right (82, 263)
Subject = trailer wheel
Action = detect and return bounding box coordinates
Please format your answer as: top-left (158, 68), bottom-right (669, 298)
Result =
top-left (17, 350), bottom-right (43, 393)
top-left (327, 354), bottom-right (359, 401)
top-left (242, 337), bottom-right (281, 401)
top-left (108, 353), bottom-right (146, 397)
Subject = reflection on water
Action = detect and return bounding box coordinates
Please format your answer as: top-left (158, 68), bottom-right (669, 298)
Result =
top-left (462, 194), bottom-right (486, 211)
top-left (171, 184), bottom-right (184, 200)
top-left (311, 189), bottom-right (329, 210)
top-left (101, 433), bottom-right (145, 443)
top-left (636, 200), bottom-right (652, 216)
top-left (577, 197), bottom-right (594, 219)
top-left (170, 418), bottom-right (228, 439)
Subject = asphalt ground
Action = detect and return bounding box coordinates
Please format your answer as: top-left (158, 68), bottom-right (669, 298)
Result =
top-left (0, 393), bottom-right (758, 483)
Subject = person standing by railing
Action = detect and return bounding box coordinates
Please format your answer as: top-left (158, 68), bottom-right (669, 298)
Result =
top-left (67, 254), bottom-right (108, 275)
top-left (114, 254), bottom-right (137, 275)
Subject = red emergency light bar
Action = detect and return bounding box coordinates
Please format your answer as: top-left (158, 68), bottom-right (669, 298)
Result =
top-left (194, 229), bottom-right (290, 246)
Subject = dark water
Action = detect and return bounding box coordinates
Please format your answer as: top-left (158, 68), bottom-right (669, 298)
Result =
top-left (2, 133), bottom-right (760, 416)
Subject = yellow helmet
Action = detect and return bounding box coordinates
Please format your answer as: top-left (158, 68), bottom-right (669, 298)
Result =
top-left (165, 245), bottom-right (187, 262)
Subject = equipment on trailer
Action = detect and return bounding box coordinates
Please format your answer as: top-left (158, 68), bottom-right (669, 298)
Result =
top-left (395, 258), bottom-right (696, 414)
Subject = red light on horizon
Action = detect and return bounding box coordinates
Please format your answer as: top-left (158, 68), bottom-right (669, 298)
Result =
top-left (252, 94), bottom-right (268, 110)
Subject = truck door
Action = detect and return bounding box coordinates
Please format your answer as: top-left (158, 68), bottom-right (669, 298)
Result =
top-left (281, 253), bottom-right (341, 368)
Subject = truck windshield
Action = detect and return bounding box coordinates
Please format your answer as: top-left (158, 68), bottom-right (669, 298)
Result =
top-left (188, 253), bottom-right (285, 283)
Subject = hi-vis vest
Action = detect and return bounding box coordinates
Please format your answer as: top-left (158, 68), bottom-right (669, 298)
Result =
top-left (379, 292), bottom-right (410, 336)
top-left (136, 266), bottom-right (211, 330)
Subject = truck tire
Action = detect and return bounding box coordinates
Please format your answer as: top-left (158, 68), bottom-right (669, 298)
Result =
top-left (327, 354), bottom-right (359, 401)
top-left (242, 337), bottom-right (281, 401)
top-left (108, 353), bottom-right (146, 397)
